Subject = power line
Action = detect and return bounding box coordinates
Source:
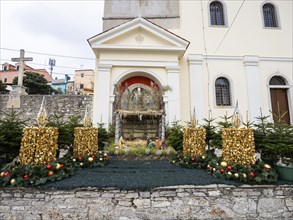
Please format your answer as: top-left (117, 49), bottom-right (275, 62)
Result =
top-left (0, 58), bottom-right (93, 70)
top-left (200, 0), bottom-right (211, 111)
top-left (0, 47), bottom-right (95, 60)
top-left (214, 0), bottom-right (246, 54)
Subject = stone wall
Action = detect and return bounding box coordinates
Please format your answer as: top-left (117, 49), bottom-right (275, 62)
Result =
top-left (0, 95), bottom-right (93, 126)
top-left (0, 185), bottom-right (292, 219)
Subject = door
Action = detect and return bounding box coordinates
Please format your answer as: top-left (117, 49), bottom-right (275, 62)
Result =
top-left (270, 88), bottom-right (290, 124)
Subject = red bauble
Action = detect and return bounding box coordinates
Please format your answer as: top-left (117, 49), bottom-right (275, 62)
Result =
top-left (3, 171), bottom-right (9, 178)
top-left (227, 166), bottom-right (233, 170)
top-left (60, 163), bottom-right (65, 168)
top-left (46, 164), bottom-right (52, 170)
top-left (78, 156), bottom-right (83, 161)
top-left (178, 158), bottom-right (182, 161)
top-left (23, 174), bottom-right (29, 179)
top-left (250, 171), bottom-right (255, 177)
top-left (191, 157), bottom-right (195, 162)
top-left (91, 155), bottom-right (95, 159)
top-left (220, 168), bottom-right (225, 173)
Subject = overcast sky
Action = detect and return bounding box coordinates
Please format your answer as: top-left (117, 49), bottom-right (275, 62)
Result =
top-left (0, 0), bottom-right (104, 79)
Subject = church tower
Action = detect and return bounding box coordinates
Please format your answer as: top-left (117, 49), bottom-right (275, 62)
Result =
top-left (103, 0), bottom-right (180, 31)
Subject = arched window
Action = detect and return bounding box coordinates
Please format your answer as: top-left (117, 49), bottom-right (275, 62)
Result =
top-left (215, 77), bottom-right (231, 106)
top-left (263, 3), bottom-right (278, 27)
top-left (269, 76), bottom-right (286, 85)
top-left (210, 1), bottom-right (225, 26)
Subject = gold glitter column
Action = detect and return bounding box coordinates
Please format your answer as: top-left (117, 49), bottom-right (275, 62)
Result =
top-left (183, 128), bottom-right (206, 156)
top-left (73, 127), bottom-right (98, 157)
top-left (222, 128), bottom-right (256, 165)
top-left (19, 127), bottom-right (58, 165)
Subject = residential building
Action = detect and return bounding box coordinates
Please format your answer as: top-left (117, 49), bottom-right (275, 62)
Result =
top-left (0, 62), bottom-right (52, 90)
top-left (74, 69), bottom-right (94, 95)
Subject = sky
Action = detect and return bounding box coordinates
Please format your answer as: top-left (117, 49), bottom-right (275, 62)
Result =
top-left (0, 0), bottom-right (104, 80)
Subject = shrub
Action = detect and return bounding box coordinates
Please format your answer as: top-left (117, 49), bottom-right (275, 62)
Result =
top-left (48, 114), bottom-right (82, 149)
top-left (166, 120), bottom-right (183, 151)
top-left (0, 109), bottom-right (26, 162)
top-left (254, 115), bottom-right (293, 165)
top-left (97, 123), bottom-right (109, 149)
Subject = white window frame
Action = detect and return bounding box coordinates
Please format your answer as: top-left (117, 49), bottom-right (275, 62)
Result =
top-left (260, 1), bottom-right (281, 29)
top-left (213, 75), bottom-right (234, 108)
top-left (208, 0), bottom-right (228, 27)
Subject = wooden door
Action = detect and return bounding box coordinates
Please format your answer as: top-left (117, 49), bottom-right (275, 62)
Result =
top-left (270, 88), bottom-right (290, 124)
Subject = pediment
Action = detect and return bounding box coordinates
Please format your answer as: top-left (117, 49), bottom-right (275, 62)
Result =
top-left (88, 17), bottom-right (189, 58)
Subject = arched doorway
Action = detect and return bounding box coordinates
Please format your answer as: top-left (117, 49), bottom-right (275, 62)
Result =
top-left (269, 76), bottom-right (291, 124)
top-left (113, 76), bottom-right (167, 143)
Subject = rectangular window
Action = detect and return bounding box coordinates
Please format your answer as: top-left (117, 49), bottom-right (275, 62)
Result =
top-left (81, 73), bottom-right (84, 77)
top-left (80, 84), bottom-right (84, 89)
top-left (4, 78), bottom-right (7, 83)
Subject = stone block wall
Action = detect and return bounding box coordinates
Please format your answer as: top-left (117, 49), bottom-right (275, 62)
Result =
top-left (0, 95), bottom-right (93, 126)
top-left (0, 185), bottom-right (292, 219)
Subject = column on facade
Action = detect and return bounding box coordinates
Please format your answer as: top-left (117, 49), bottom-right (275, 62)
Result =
top-left (114, 112), bottom-right (121, 144)
top-left (188, 54), bottom-right (206, 124)
top-left (93, 64), bottom-right (112, 129)
top-left (109, 95), bottom-right (115, 125)
top-left (243, 56), bottom-right (262, 121)
top-left (166, 65), bottom-right (181, 123)
top-left (161, 113), bottom-right (166, 140)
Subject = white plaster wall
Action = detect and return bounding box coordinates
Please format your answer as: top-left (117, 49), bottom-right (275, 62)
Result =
top-left (174, 0), bottom-right (292, 124)
top-left (175, 1), bottom-right (292, 57)
top-left (100, 51), bottom-right (179, 62)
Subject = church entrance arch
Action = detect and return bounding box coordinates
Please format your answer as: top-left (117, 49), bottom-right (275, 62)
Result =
top-left (269, 75), bottom-right (291, 124)
top-left (113, 75), bottom-right (166, 143)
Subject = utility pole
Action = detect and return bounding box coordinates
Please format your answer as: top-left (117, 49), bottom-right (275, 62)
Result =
top-left (49, 58), bottom-right (56, 76)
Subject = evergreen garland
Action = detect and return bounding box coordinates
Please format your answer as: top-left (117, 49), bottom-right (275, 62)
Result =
top-left (0, 151), bottom-right (109, 187)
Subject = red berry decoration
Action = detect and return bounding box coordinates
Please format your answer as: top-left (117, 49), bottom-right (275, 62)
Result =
top-left (78, 156), bottom-right (83, 161)
top-left (60, 163), bottom-right (65, 168)
top-left (46, 164), bottom-right (52, 170)
top-left (220, 168), bottom-right (225, 173)
top-left (178, 157), bottom-right (182, 161)
top-left (227, 166), bottom-right (233, 170)
top-left (23, 174), bottom-right (29, 179)
top-left (191, 157), bottom-right (195, 162)
top-left (91, 155), bottom-right (95, 159)
top-left (250, 171), bottom-right (255, 177)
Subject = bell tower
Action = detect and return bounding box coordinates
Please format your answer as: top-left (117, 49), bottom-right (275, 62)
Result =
top-left (103, 0), bottom-right (180, 31)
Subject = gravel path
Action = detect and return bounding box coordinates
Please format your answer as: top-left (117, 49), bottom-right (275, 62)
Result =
top-left (41, 160), bottom-right (240, 190)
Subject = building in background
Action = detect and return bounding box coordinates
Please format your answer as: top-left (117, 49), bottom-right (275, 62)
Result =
top-left (66, 80), bottom-right (75, 95)
top-left (88, 0), bottom-right (292, 130)
top-left (51, 74), bottom-right (71, 94)
top-left (0, 62), bottom-right (52, 91)
top-left (74, 69), bottom-right (94, 95)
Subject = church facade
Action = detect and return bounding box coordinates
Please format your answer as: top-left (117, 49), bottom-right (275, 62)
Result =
top-left (88, 0), bottom-right (292, 134)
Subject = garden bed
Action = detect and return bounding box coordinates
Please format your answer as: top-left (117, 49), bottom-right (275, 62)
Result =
top-left (39, 160), bottom-right (291, 190)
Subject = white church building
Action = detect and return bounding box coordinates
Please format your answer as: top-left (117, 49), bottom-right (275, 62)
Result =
top-left (88, 0), bottom-right (292, 139)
